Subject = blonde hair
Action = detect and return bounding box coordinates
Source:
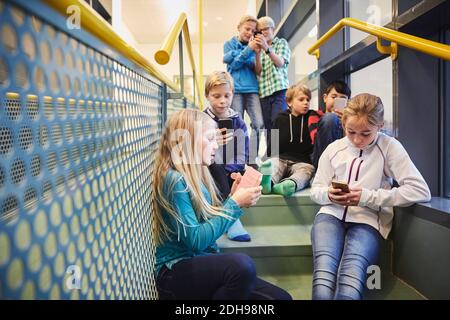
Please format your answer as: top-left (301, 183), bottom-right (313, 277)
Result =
top-left (286, 83), bottom-right (311, 107)
top-left (204, 71), bottom-right (234, 96)
top-left (151, 109), bottom-right (231, 246)
top-left (238, 15), bottom-right (258, 28)
top-left (342, 93), bottom-right (384, 127)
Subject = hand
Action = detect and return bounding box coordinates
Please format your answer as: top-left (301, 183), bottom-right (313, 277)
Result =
top-left (328, 186), bottom-right (361, 206)
top-left (248, 38), bottom-right (259, 51)
top-left (229, 172), bottom-right (242, 196)
top-left (231, 186), bottom-right (262, 208)
top-left (254, 34), bottom-right (268, 51)
top-left (334, 109), bottom-right (343, 120)
top-left (216, 128), bottom-right (233, 146)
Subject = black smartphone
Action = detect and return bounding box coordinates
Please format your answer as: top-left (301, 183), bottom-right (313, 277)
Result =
top-left (218, 119), bottom-right (233, 131)
top-left (254, 30), bottom-right (262, 36)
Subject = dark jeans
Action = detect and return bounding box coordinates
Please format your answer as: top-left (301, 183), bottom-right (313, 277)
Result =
top-left (260, 89), bottom-right (288, 157)
top-left (311, 213), bottom-right (382, 300)
top-left (311, 112), bottom-right (343, 168)
top-left (156, 253), bottom-right (292, 300)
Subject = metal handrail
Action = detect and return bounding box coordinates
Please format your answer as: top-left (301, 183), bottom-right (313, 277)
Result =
top-left (155, 13), bottom-right (202, 108)
top-left (43, 0), bottom-right (197, 105)
top-left (308, 18), bottom-right (450, 61)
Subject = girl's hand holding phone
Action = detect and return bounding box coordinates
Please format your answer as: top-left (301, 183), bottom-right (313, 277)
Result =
top-left (328, 185), bottom-right (362, 206)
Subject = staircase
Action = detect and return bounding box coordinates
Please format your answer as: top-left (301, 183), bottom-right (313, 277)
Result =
top-left (217, 189), bottom-right (426, 300)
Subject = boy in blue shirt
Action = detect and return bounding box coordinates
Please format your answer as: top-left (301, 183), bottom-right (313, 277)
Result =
top-left (224, 15), bottom-right (264, 158)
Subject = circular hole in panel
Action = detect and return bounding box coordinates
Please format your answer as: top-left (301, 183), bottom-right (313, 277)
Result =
top-left (47, 152), bottom-right (57, 173)
top-left (49, 72), bottom-right (60, 93)
top-left (0, 127), bottom-right (13, 155)
top-left (34, 210), bottom-right (48, 237)
top-left (66, 53), bottom-right (74, 69)
top-left (73, 77), bottom-right (81, 96)
top-left (0, 57), bottom-right (8, 86)
top-left (40, 41), bottom-right (51, 64)
top-left (44, 232), bottom-right (57, 258)
top-left (15, 219), bottom-right (31, 251)
top-left (30, 155), bottom-right (41, 177)
top-left (46, 25), bottom-right (56, 39)
top-left (64, 123), bottom-right (74, 143)
top-left (10, 158), bottom-right (26, 184)
top-left (55, 47), bottom-right (64, 67)
top-left (27, 244), bottom-right (42, 273)
top-left (39, 125), bottom-right (49, 148)
top-left (2, 24), bottom-right (17, 53)
top-left (51, 124), bottom-right (62, 146)
top-left (56, 99), bottom-right (66, 120)
top-left (26, 97), bottom-right (39, 119)
top-left (60, 149), bottom-right (69, 169)
top-left (11, 6), bottom-right (25, 25)
top-left (18, 126), bottom-right (33, 151)
top-left (34, 67), bottom-right (46, 92)
top-left (0, 232), bottom-right (11, 266)
top-left (7, 258), bottom-right (24, 290)
top-left (55, 175), bottom-right (65, 195)
top-left (22, 32), bottom-right (36, 59)
top-left (31, 16), bottom-right (42, 33)
top-left (42, 180), bottom-right (53, 202)
top-left (24, 187), bottom-right (38, 212)
top-left (5, 96), bottom-right (21, 121)
top-left (63, 75), bottom-right (71, 94)
top-left (39, 265), bottom-right (52, 292)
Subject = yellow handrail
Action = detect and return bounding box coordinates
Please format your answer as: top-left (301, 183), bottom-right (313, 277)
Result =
top-left (155, 13), bottom-right (203, 108)
top-left (43, 0), bottom-right (197, 104)
top-left (308, 18), bottom-right (450, 61)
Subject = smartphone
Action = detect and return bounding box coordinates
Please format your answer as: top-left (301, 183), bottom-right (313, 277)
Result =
top-left (218, 119), bottom-right (233, 134)
top-left (331, 180), bottom-right (350, 193)
top-left (254, 30), bottom-right (262, 36)
top-left (235, 166), bottom-right (263, 191)
top-left (333, 97), bottom-right (348, 111)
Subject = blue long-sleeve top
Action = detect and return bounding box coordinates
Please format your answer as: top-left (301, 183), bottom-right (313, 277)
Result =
top-left (223, 36), bottom-right (259, 93)
top-left (155, 170), bottom-right (244, 276)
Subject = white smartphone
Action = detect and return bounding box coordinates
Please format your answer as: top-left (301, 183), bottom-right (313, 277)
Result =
top-left (333, 97), bottom-right (348, 111)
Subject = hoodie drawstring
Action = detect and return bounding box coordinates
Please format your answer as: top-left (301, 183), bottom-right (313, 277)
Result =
top-left (289, 114), bottom-right (293, 142)
top-left (300, 115), bottom-right (304, 143)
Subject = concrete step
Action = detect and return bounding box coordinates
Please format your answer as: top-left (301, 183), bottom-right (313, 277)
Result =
top-left (240, 189), bottom-right (320, 227)
top-left (218, 225), bottom-right (312, 257)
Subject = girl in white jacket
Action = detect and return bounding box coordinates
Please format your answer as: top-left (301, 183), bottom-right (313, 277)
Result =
top-left (310, 93), bottom-right (431, 300)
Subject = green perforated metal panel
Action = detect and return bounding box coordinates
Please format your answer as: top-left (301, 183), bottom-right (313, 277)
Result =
top-left (0, 0), bottom-right (160, 299)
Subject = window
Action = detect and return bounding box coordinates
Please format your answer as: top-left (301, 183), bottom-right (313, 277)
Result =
top-left (287, 11), bottom-right (318, 109)
top-left (347, 0), bottom-right (392, 47)
top-left (350, 57), bottom-right (393, 135)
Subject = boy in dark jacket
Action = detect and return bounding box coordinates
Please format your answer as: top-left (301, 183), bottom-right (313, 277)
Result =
top-left (260, 84), bottom-right (316, 197)
top-left (205, 71), bottom-right (251, 242)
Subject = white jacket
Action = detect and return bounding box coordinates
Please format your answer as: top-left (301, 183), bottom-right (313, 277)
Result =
top-left (310, 132), bottom-right (431, 239)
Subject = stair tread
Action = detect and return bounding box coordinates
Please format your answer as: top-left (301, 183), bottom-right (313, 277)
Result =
top-left (259, 273), bottom-right (425, 300)
top-left (218, 225), bottom-right (311, 249)
top-left (256, 188), bottom-right (317, 206)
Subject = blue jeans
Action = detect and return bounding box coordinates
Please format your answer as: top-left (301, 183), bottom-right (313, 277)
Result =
top-left (156, 253), bottom-right (292, 300)
top-left (232, 93), bottom-right (264, 157)
top-left (311, 112), bottom-right (343, 168)
top-left (260, 89), bottom-right (288, 157)
top-left (311, 213), bottom-right (382, 300)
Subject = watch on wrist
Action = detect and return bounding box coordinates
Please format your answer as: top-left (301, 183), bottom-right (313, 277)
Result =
top-left (266, 47), bottom-right (272, 55)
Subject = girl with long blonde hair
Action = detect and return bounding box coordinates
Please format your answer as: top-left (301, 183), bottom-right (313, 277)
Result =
top-left (152, 109), bottom-right (291, 300)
